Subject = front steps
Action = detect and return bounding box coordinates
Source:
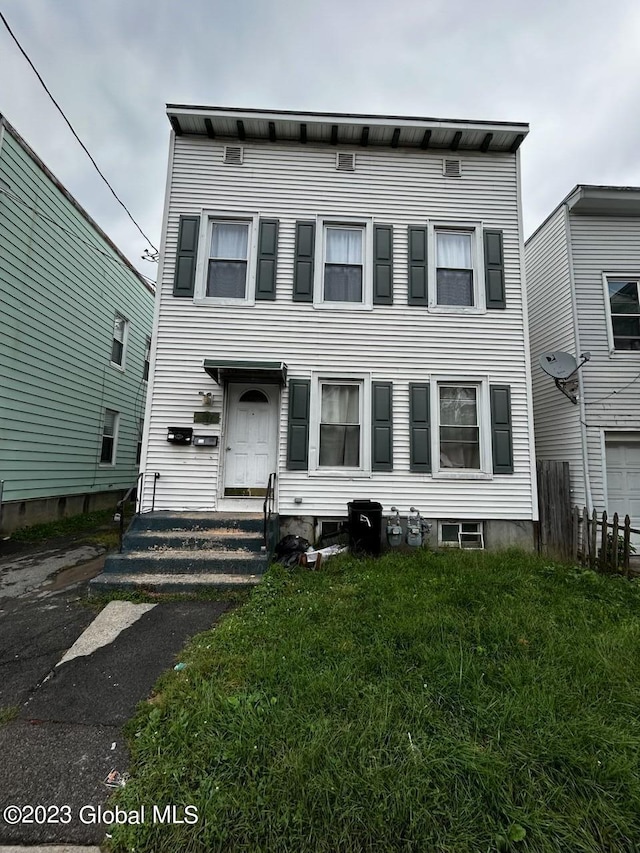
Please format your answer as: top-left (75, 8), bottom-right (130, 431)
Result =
top-left (90, 512), bottom-right (271, 594)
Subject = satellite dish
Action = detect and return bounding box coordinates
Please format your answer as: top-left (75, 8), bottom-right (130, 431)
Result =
top-left (538, 351), bottom-right (578, 380)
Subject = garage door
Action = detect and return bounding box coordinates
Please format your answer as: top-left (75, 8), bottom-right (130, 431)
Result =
top-left (605, 434), bottom-right (640, 546)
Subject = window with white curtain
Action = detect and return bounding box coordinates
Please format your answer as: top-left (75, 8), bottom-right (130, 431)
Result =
top-left (436, 230), bottom-right (474, 306)
top-left (319, 382), bottom-right (361, 467)
top-left (206, 221), bottom-right (250, 298)
top-left (439, 385), bottom-right (480, 469)
top-left (323, 226), bottom-right (364, 302)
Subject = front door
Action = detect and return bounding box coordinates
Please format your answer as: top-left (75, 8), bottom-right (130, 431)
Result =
top-left (224, 384), bottom-right (278, 496)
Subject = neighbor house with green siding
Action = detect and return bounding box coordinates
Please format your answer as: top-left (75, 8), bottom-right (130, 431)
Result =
top-left (0, 115), bottom-right (154, 533)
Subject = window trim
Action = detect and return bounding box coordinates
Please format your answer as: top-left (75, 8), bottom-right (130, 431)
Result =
top-left (110, 313), bottom-right (129, 370)
top-left (431, 376), bottom-right (492, 479)
top-left (99, 408), bottom-right (119, 467)
top-left (313, 216), bottom-right (374, 310)
top-left (194, 211), bottom-right (259, 306)
top-left (602, 272), bottom-right (640, 355)
top-left (308, 372), bottom-right (372, 476)
top-left (428, 221), bottom-right (485, 313)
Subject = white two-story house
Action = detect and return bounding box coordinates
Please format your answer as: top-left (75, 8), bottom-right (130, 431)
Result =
top-left (140, 105), bottom-right (536, 550)
top-left (526, 185), bottom-right (640, 539)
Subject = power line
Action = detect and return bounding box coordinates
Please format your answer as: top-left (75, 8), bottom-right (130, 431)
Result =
top-left (0, 9), bottom-right (159, 253)
top-left (0, 185), bottom-right (156, 288)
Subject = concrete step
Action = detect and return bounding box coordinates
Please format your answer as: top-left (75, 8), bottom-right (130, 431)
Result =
top-left (90, 571), bottom-right (263, 595)
top-left (131, 511), bottom-right (264, 534)
top-left (123, 528), bottom-right (264, 552)
top-left (103, 549), bottom-right (268, 576)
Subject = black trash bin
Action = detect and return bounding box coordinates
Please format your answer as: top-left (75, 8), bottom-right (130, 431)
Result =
top-left (347, 500), bottom-right (383, 555)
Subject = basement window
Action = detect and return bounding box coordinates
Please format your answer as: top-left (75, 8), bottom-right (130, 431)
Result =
top-left (439, 520), bottom-right (484, 549)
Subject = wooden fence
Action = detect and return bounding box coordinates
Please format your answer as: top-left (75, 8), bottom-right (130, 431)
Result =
top-left (537, 460), bottom-right (573, 561)
top-left (571, 507), bottom-right (639, 576)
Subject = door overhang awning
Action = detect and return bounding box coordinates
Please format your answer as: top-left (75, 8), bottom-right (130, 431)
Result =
top-left (203, 359), bottom-right (288, 386)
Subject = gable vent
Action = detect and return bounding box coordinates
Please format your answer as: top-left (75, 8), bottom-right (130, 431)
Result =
top-left (443, 158), bottom-right (462, 177)
top-left (336, 152), bottom-right (356, 172)
top-left (223, 145), bottom-right (244, 165)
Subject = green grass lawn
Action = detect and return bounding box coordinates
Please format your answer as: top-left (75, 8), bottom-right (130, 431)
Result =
top-left (110, 550), bottom-right (640, 853)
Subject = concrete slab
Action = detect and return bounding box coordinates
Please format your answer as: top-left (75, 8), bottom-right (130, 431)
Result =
top-left (0, 546), bottom-right (105, 600)
top-left (0, 720), bottom-right (126, 845)
top-left (90, 570), bottom-right (261, 594)
top-left (21, 601), bottom-right (229, 726)
top-left (57, 601), bottom-right (156, 666)
top-left (0, 596), bottom-right (96, 708)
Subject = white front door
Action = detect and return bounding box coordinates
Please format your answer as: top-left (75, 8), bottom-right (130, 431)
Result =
top-left (224, 384), bottom-right (278, 494)
top-left (605, 434), bottom-right (640, 546)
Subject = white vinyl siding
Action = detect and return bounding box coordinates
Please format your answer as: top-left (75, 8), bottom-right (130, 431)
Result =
top-left (141, 138), bottom-right (535, 520)
top-left (526, 207), bottom-right (640, 514)
top-left (569, 214), bottom-right (640, 511)
top-left (525, 207), bottom-right (585, 507)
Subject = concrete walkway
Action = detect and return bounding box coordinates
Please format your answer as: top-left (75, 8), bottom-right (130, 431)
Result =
top-left (0, 541), bottom-right (230, 846)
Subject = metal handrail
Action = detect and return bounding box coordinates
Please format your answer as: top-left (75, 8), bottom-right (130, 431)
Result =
top-left (115, 471), bottom-right (160, 553)
top-left (263, 471), bottom-right (276, 548)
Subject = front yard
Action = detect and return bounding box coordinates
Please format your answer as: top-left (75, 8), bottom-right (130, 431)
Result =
top-left (110, 550), bottom-right (640, 853)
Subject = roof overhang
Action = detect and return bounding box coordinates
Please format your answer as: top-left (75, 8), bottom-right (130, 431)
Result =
top-left (566, 185), bottom-right (640, 217)
top-left (203, 359), bottom-right (287, 386)
top-left (167, 104), bottom-right (528, 154)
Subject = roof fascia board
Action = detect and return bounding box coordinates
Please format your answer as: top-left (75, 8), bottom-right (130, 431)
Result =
top-left (166, 105), bottom-right (528, 136)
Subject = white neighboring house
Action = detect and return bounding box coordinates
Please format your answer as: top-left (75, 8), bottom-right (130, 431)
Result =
top-left (140, 105), bottom-right (537, 549)
top-left (526, 185), bottom-right (640, 541)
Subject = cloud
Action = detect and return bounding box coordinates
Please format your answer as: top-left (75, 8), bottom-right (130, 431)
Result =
top-left (1, 0), bottom-right (639, 265)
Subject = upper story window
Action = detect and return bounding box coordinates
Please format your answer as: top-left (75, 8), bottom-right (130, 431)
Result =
top-left (110, 315), bottom-right (128, 368)
top-left (428, 223), bottom-right (484, 311)
top-left (313, 217), bottom-right (373, 309)
top-left (607, 278), bottom-right (640, 351)
top-left (324, 226), bottom-right (364, 303)
top-left (207, 221), bottom-right (250, 299)
top-left (436, 230), bottom-right (474, 306)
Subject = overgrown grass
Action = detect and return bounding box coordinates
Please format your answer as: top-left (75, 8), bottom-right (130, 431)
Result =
top-left (9, 507), bottom-right (126, 546)
top-left (109, 550), bottom-right (640, 853)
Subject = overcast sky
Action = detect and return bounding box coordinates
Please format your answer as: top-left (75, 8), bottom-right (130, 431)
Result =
top-left (1, 0), bottom-right (639, 279)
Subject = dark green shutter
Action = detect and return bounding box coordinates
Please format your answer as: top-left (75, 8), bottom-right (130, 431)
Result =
top-left (286, 379), bottom-right (310, 470)
top-left (173, 215), bottom-right (200, 297)
top-left (256, 219), bottom-right (278, 300)
top-left (490, 385), bottom-right (513, 473)
top-left (409, 383), bottom-right (431, 471)
top-left (408, 227), bottom-right (428, 305)
top-left (374, 225), bottom-right (393, 305)
top-left (484, 230), bottom-right (505, 309)
top-left (372, 382), bottom-right (393, 470)
top-left (293, 222), bottom-right (315, 302)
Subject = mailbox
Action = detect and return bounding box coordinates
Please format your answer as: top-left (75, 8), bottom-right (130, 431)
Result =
top-left (166, 426), bottom-right (193, 445)
top-left (193, 435), bottom-right (219, 447)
